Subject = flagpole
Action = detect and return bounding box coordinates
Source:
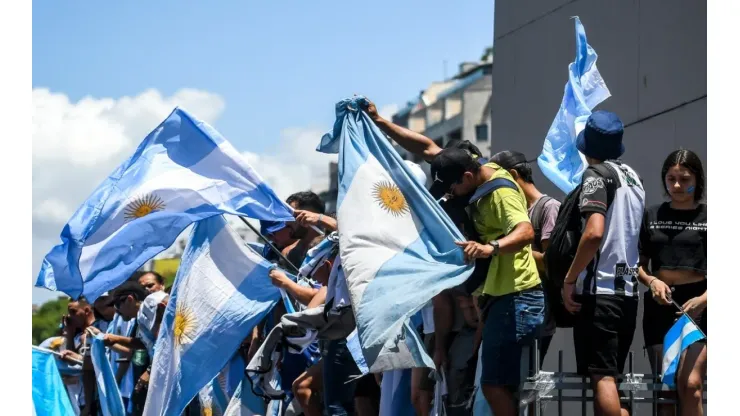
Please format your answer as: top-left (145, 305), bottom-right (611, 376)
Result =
top-left (670, 299), bottom-right (707, 338)
top-left (237, 216), bottom-right (301, 274)
top-left (32, 345), bottom-right (84, 365)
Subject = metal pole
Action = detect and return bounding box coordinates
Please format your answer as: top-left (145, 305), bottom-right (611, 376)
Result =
top-left (628, 352), bottom-right (635, 413)
top-left (533, 339), bottom-right (540, 416)
top-left (558, 350), bottom-right (563, 416)
top-left (652, 348), bottom-right (659, 416)
top-left (581, 374), bottom-right (587, 415)
top-left (238, 216), bottom-right (300, 274)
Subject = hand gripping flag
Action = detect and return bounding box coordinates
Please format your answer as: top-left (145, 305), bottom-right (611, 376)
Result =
top-left (317, 96), bottom-right (473, 371)
top-left (36, 107), bottom-right (293, 301)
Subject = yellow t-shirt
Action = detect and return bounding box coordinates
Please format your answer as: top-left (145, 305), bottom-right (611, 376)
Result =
top-left (472, 163), bottom-right (541, 296)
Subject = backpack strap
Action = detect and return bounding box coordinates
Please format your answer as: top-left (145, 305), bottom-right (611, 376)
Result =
top-left (468, 178), bottom-right (518, 205)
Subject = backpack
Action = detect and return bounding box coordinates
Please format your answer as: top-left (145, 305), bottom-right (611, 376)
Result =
top-left (460, 177), bottom-right (519, 295)
top-left (544, 163), bottom-right (614, 327)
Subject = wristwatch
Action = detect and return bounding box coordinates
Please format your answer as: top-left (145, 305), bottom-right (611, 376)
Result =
top-left (488, 240), bottom-right (500, 256)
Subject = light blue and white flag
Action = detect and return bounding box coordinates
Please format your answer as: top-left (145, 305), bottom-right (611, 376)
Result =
top-left (662, 314), bottom-right (706, 388)
top-left (317, 96), bottom-right (473, 371)
top-left (32, 347), bottom-right (77, 416)
top-left (37, 107), bottom-right (294, 301)
top-left (224, 376), bottom-right (269, 416)
top-left (538, 17), bottom-right (611, 194)
top-left (379, 369), bottom-right (415, 416)
top-left (90, 334), bottom-right (125, 416)
top-left (143, 215), bottom-right (281, 416)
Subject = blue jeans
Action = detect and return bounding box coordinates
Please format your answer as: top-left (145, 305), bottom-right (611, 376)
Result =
top-left (481, 288), bottom-right (545, 387)
top-left (322, 338), bottom-right (363, 416)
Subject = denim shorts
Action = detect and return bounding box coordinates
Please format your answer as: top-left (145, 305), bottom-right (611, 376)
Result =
top-left (481, 288), bottom-right (545, 387)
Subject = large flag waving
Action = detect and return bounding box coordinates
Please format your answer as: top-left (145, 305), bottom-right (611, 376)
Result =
top-left (36, 107), bottom-right (294, 301)
top-left (317, 96), bottom-right (473, 371)
top-left (537, 17), bottom-right (611, 194)
top-left (32, 347), bottom-right (77, 416)
top-left (143, 215), bottom-right (281, 416)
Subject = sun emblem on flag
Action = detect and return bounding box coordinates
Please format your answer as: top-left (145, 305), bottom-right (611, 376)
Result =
top-left (173, 305), bottom-right (197, 347)
top-left (123, 194), bottom-right (166, 222)
top-left (373, 180), bottom-right (409, 217)
top-left (202, 407), bottom-right (213, 416)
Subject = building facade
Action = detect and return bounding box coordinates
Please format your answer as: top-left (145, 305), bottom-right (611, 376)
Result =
top-left (490, 1), bottom-right (706, 414)
top-left (391, 60), bottom-right (494, 183)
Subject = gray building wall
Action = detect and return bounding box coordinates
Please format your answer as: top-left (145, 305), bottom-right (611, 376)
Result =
top-left (491, 1), bottom-right (706, 414)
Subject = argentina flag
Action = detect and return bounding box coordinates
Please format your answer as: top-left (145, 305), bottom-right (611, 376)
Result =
top-left (317, 96), bottom-right (473, 371)
top-left (662, 314), bottom-right (706, 388)
top-left (36, 107), bottom-right (293, 301)
top-left (32, 347), bottom-right (77, 416)
top-left (90, 334), bottom-right (125, 416)
top-left (143, 215), bottom-right (281, 416)
top-left (537, 17), bottom-right (611, 194)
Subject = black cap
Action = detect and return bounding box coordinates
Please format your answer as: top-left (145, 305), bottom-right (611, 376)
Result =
top-left (429, 147), bottom-right (480, 198)
top-left (489, 151), bottom-right (536, 170)
top-left (111, 281), bottom-right (149, 303)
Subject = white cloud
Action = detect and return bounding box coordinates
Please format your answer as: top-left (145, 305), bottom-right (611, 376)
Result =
top-left (31, 90), bottom-right (394, 304)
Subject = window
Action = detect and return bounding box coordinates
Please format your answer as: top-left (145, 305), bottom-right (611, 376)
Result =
top-left (475, 124), bottom-right (488, 142)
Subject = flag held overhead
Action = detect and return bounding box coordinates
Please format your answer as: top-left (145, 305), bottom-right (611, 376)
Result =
top-left (36, 107), bottom-right (293, 301)
top-left (317, 96), bottom-right (473, 372)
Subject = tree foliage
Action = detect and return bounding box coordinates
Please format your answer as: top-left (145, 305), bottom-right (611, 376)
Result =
top-left (32, 296), bottom-right (69, 345)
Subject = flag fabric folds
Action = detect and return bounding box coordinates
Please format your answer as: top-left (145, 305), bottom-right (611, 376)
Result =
top-left (317, 96), bottom-right (473, 371)
top-left (90, 334), bottom-right (126, 416)
top-left (36, 107), bottom-right (294, 301)
top-left (143, 215), bottom-right (282, 416)
top-left (537, 16), bottom-right (611, 194)
top-left (32, 347), bottom-right (77, 416)
top-left (662, 314), bottom-right (706, 388)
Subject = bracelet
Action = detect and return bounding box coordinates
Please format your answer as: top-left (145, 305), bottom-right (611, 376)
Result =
top-left (648, 278), bottom-right (658, 290)
top-left (318, 214), bottom-right (323, 224)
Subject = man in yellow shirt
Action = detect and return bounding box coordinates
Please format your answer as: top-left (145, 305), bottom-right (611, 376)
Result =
top-left (430, 146), bottom-right (545, 416)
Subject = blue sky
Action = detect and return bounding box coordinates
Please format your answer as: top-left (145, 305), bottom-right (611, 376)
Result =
top-left (32, 0), bottom-right (493, 305)
top-left (33, 0), bottom-right (493, 154)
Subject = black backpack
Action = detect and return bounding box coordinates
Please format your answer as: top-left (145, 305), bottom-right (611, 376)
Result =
top-left (544, 163), bottom-right (614, 327)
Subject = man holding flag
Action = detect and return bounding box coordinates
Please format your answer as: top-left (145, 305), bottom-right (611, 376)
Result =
top-left (428, 146), bottom-right (544, 416)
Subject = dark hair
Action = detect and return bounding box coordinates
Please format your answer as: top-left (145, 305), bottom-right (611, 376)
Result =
top-left (286, 191), bottom-right (325, 214)
top-left (128, 270), bottom-right (164, 285)
top-left (511, 162), bottom-right (535, 184)
top-left (661, 149), bottom-right (705, 201)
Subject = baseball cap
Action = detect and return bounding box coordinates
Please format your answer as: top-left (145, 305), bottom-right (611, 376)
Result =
top-left (259, 220), bottom-right (287, 236)
top-left (489, 151), bottom-right (537, 170)
top-left (429, 147), bottom-right (480, 198)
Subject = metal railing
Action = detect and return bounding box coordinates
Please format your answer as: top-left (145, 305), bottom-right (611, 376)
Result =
top-left (520, 346), bottom-right (707, 416)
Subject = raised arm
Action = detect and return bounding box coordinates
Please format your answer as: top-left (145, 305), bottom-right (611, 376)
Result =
top-left (363, 99), bottom-right (442, 162)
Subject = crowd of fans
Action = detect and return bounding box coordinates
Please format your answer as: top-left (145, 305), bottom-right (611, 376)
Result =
top-left (38, 101), bottom-right (707, 416)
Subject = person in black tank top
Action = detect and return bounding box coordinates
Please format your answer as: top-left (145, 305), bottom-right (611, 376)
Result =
top-left (638, 149), bottom-right (707, 415)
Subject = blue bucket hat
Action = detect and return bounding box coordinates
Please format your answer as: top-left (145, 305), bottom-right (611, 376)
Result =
top-left (576, 110), bottom-right (625, 161)
top-left (259, 220), bottom-right (286, 236)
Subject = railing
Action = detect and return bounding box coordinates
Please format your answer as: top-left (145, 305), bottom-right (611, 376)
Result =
top-left (519, 347), bottom-right (707, 416)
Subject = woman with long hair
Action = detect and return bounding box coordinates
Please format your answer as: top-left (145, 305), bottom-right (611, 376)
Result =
top-left (638, 149), bottom-right (707, 415)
